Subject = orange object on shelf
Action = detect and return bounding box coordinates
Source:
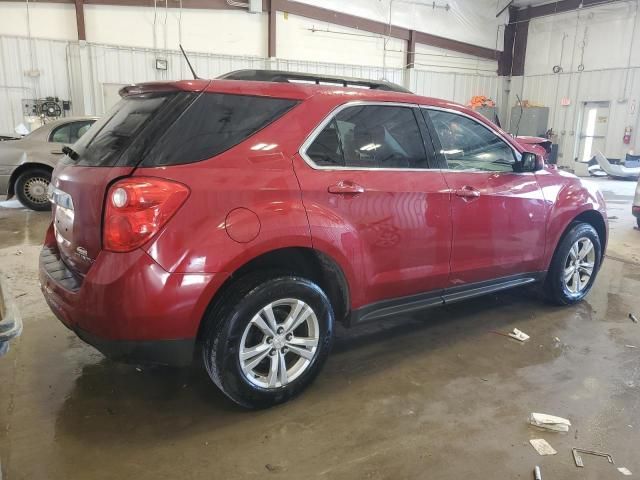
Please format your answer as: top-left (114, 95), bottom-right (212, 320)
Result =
top-left (468, 95), bottom-right (495, 109)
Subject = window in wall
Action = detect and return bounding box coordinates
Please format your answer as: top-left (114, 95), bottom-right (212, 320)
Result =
top-left (426, 109), bottom-right (517, 172)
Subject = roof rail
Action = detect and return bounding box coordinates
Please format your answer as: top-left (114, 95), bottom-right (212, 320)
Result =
top-left (217, 69), bottom-right (413, 94)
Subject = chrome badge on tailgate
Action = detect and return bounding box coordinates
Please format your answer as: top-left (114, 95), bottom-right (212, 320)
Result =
top-left (48, 185), bottom-right (75, 250)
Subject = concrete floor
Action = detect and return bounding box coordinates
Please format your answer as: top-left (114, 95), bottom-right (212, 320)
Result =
top-left (1, 177), bottom-right (639, 480)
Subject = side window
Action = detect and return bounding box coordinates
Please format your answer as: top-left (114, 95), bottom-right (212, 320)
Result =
top-left (69, 121), bottom-right (95, 143)
top-left (306, 118), bottom-right (344, 167)
top-left (426, 109), bottom-right (517, 172)
top-left (142, 93), bottom-right (298, 167)
top-left (50, 124), bottom-right (72, 144)
top-left (306, 105), bottom-right (431, 169)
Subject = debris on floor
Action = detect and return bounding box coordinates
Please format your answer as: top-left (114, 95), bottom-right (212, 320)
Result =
top-left (265, 463), bottom-right (284, 473)
top-left (618, 467), bottom-right (633, 476)
top-left (625, 345), bottom-right (637, 349)
top-left (508, 328), bottom-right (530, 342)
top-left (629, 313), bottom-right (638, 324)
top-left (572, 448), bottom-right (614, 467)
top-left (529, 413), bottom-right (571, 432)
top-left (534, 465), bottom-right (542, 480)
top-left (529, 439), bottom-right (557, 455)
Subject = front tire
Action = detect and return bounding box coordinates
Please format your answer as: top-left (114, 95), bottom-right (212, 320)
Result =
top-left (15, 168), bottom-right (51, 211)
top-left (202, 273), bottom-right (334, 409)
top-left (544, 222), bottom-right (601, 305)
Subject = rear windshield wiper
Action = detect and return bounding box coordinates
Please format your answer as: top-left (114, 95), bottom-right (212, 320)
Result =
top-left (62, 145), bottom-right (80, 161)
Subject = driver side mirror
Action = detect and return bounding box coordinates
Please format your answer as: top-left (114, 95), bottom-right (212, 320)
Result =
top-left (515, 152), bottom-right (544, 173)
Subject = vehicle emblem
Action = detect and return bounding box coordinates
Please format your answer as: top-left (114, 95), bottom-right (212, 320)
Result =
top-left (75, 246), bottom-right (92, 262)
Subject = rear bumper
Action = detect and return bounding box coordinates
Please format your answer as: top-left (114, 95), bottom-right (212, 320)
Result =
top-left (39, 225), bottom-right (228, 366)
top-left (0, 272), bottom-right (23, 355)
top-left (74, 327), bottom-right (195, 366)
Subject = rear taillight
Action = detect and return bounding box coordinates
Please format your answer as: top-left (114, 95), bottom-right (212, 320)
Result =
top-left (103, 177), bottom-right (189, 252)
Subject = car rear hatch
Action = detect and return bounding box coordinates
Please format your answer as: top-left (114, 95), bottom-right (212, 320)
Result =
top-left (49, 81), bottom-right (209, 277)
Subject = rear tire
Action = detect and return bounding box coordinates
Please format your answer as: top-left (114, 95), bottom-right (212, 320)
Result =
top-left (544, 222), bottom-right (601, 305)
top-left (15, 168), bottom-right (51, 211)
top-left (202, 272), bottom-right (334, 409)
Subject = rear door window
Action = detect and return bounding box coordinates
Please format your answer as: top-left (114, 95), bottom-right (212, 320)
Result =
top-left (141, 93), bottom-right (298, 167)
top-left (50, 124), bottom-right (73, 144)
top-left (306, 105), bottom-right (431, 169)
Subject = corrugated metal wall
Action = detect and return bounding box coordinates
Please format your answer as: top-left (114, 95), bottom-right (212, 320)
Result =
top-left (82, 43), bottom-right (270, 114)
top-left (509, 68), bottom-right (640, 164)
top-left (0, 35), bottom-right (71, 133)
top-left (273, 58), bottom-right (406, 88)
top-left (0, 34), bottom-right (501, 134)
top-left (410, 69), bottom-right (500, 105)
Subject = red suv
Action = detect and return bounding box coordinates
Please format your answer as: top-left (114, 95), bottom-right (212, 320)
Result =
top-left (40, 71), bottom-right (607, 408)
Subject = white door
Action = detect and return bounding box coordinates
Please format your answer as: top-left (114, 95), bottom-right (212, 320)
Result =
top-left (578, 101), bottom-right (610, 163)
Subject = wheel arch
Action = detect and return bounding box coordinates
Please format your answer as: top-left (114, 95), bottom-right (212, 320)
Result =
top-left (546, 208), bottom-right (607, 271)
top-left (7, 162), bottom-right (53, 199)
top-left (196, 246), bottom-right (351, 342)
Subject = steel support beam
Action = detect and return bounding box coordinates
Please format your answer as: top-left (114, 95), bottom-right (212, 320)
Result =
top-left (268, 0), bottom-right (276, 57)
top-left (74, 0), bottom-right (86, 41)
top-left (512, 0), bottom-right (626, 22)
top-left (407, 30), bottom-right (416, 68)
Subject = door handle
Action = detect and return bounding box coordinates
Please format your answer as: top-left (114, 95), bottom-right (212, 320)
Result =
top-left (328, 181), bottom-right (365, 195)
top-left (454, 186), bottom-right (480, 199)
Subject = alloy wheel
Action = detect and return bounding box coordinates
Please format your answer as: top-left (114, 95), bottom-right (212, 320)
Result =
top-left (563, 237), bottom-right (596, 294)
top-left (239, 298), bottom-right (320, 389)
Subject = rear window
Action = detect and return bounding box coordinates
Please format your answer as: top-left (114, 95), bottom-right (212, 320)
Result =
top-left (140, 93), bottom-right (298, 167)
top-left (73, 94), bottom-right (176, 167)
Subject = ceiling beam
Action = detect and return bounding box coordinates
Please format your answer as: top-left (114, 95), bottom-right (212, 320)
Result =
top-left (1, 0), bottom-right (501, 61)
top-left (272, 0), bottom-right (500, 61)
top-left (512, 0), bottom-right (625, 22)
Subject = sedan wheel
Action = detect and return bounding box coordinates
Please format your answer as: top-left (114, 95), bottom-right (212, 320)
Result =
top-left (15, 168), bottom-right (52, 211)
top-left (23, 176), bottom-right (50, 206)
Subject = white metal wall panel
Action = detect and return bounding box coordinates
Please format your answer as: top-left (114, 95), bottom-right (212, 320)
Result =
top-left (0, 35), bottom-right (70, 133)
top-left (509, 68), bottom-right (640, 165)
top-left (411, 69), bottom-right (500, 107)
top-left (85, 43), bottom-right (269, 115)
top-left (273, 58), bottom-right (405, 87)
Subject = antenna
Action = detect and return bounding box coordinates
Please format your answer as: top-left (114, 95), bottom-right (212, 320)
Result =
top-left (179, 44), bottom-right (199, 80)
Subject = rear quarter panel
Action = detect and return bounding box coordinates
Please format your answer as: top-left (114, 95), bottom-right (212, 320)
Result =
top-left (139, 103), bottom-right (315, 275)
